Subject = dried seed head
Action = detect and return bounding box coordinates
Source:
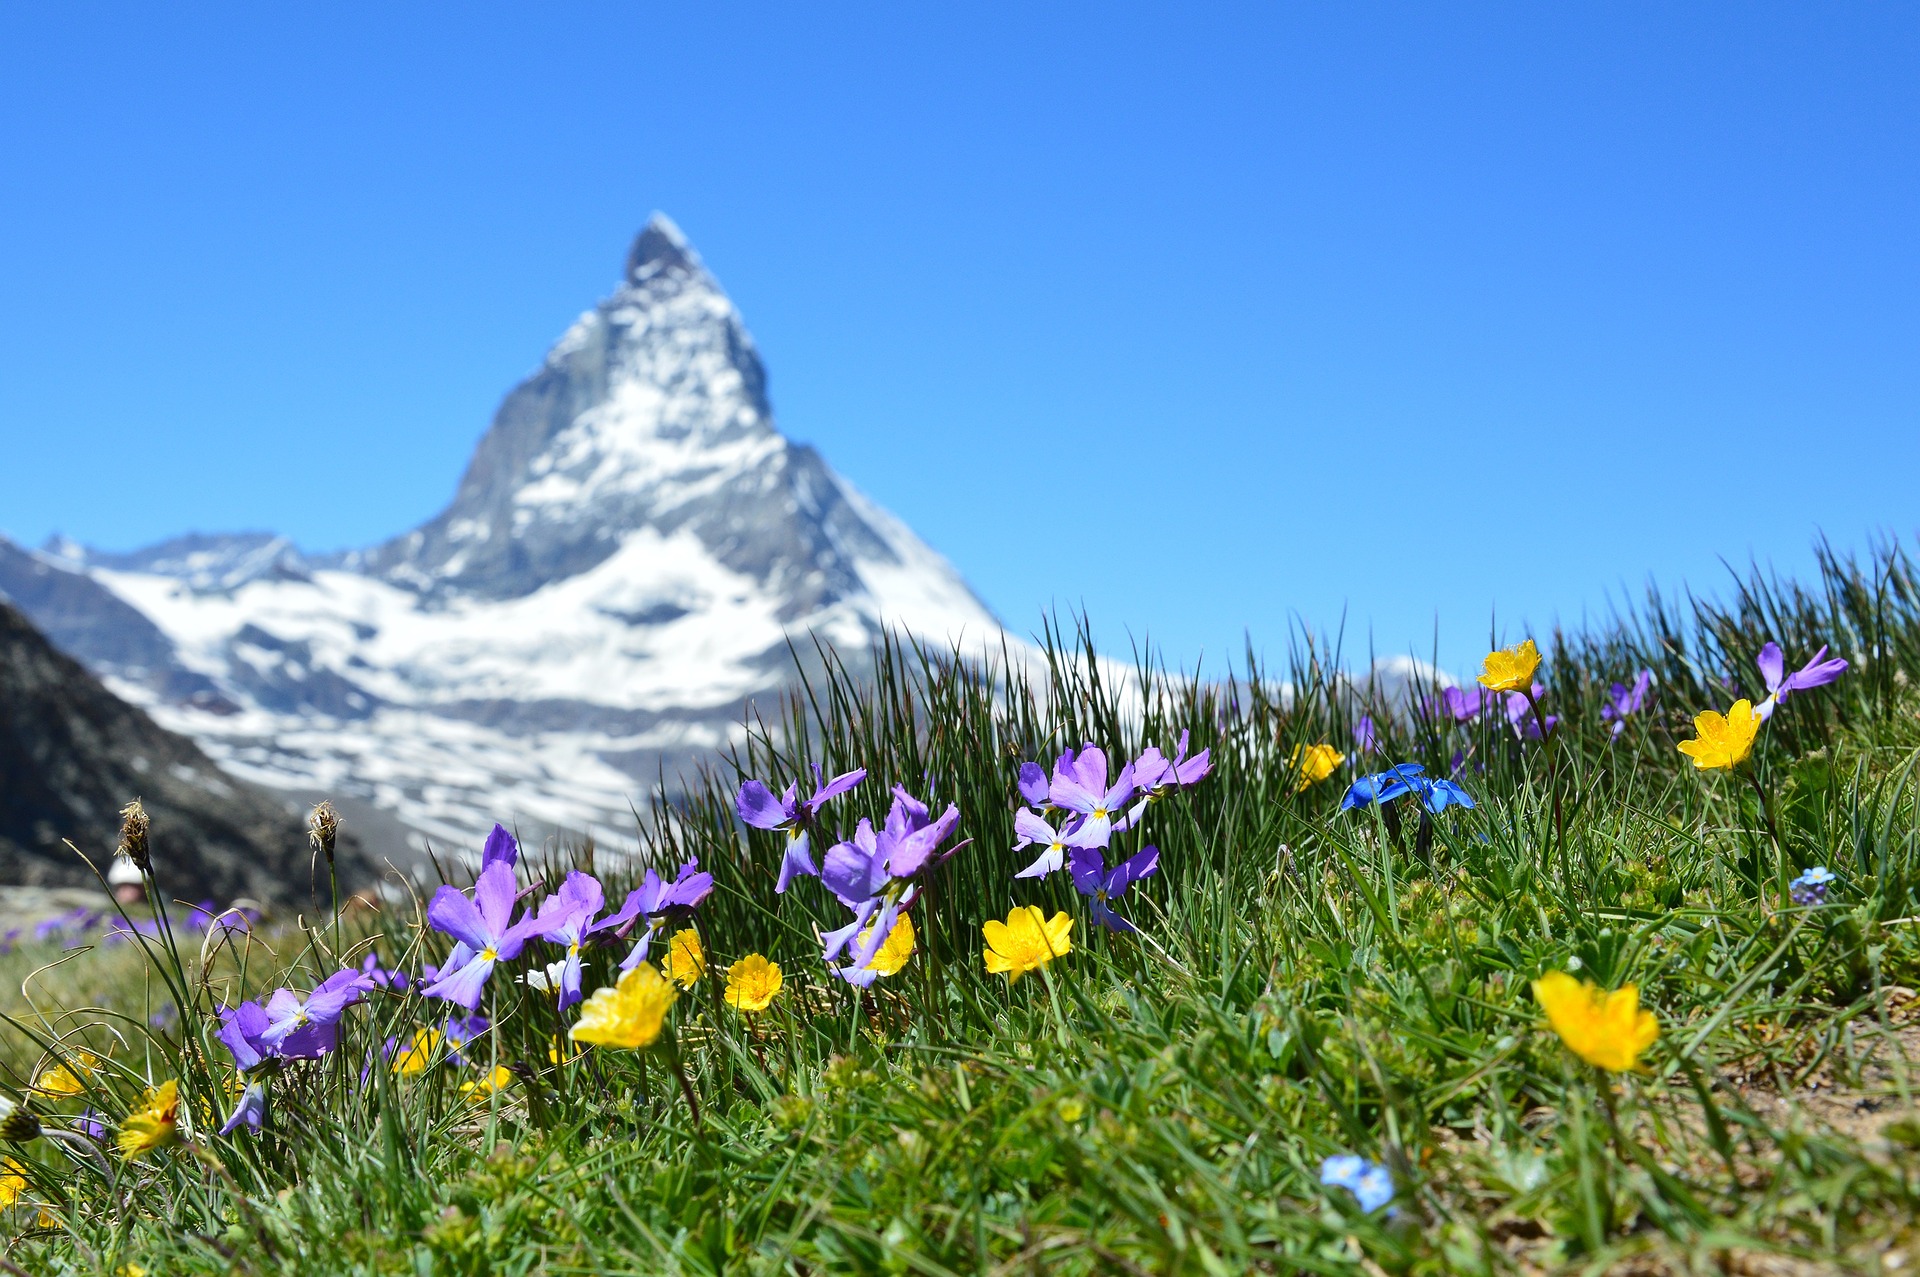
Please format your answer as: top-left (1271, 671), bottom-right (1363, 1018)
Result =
top-left (308, 801), bottom-right (339, 866)
top-left (0, 1096), bottom-right (39, 1143)
top-left (117, 800), bottom-right (151, 874)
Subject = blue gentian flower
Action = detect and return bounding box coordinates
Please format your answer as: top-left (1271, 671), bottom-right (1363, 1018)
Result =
top-left (1320, 1154), bottom-right (1395, 1213)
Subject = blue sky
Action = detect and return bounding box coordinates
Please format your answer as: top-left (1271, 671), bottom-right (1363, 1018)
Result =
top-left (2, 4), bottom-right (1916, 673)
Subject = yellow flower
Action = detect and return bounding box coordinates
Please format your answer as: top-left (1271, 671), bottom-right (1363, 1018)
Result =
top-left (864, 913), bottom-right (916, 978)
top-left (116, 1079), bottom-right (181, 1161)
top-left (1532, 971), bottom-right (1659, 1072)
top-left (982, 906), bottom-right (1074, 983)
top-left (1290, 743), bottom-right (1344, 792)
top-left (1676, 699), bottom-right (1761, 770)
top-left (1478, 638), bottom-right (1542, 693)
top-left (663, 927), bottom-right (707, 990)
top-left (570, 962), bottom-right (676, 1050)
top-left (0, 1158), bottom-right (25, 1208)
top-left (547, 1035), bottom-right (581, 1066)
top-left (33, 1051), bottom-right (98, 1097)
top-left (459, 1067), bottom-right (515, 1102)
top-left (724, 954), bottom-right (784, 1013)
top-left (390, 1028), bottom-right (442, 1076)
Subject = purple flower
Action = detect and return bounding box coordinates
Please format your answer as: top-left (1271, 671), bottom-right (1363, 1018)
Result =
top-left (1321, 1154), bottom-right (1395, 1214)
top-left (737, 765), bottom-right (868, 892)
top-left (1069, 844), bottom-right (1161, 933)
top-left (217, 1001), bottom-right (273, 1072)
top-left (592, 858), bottom-right (713, 971)
top-left (1504, 684), bottom-right (1556, 740)
top-left (481, 823), bottom-right (520, 870)
top-left (1756, 642), bottom-right (1849, 721)
top-left (358, 950), bottom-right (408, 993)
top-left (423, 862), bottom-right (541, 1010)
top-left (259, 967), bottom-right (375, 1054)
top-left (443, 1014), bottom-right (491, 1066)
top-left (1601, 670), bottom-right (1654, 738)
top-left (1012, 807), bottom-right (1072, 879)
top-left (72, 1111), bottom-right (106, 1142)
top-left (527, 871), bottom-right (605, 1008)
top-left (1017, 762), bottom-right (1050, 806)
top-left (819, 787), bottom-right (959, 977)
top-left (1353, 716), bottom-right (1378, 755)
top-left (1047, 747), bottom-right (1136, 850)
top-left (1436, 686), bottom-right (1489, 723)
top-left (218, 1080), bottom-right (267, 1136)
top-left (1132, 732), bottom-right (1213, 798)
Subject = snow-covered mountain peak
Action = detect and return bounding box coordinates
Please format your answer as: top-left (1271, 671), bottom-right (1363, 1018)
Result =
top-left (625, 212), bottom-right (703, 285)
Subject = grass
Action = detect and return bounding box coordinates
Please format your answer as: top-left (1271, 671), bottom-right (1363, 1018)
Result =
top-left (4, 536), bottom-right (1920, 1274)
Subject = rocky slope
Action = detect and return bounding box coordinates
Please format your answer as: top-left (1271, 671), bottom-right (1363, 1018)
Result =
top-left (0, 600), bottom-right (373, 904)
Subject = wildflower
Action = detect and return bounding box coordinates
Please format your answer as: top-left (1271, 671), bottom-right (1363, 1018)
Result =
top-left (0, 1158), bottom-right (24, 1208)
top-left (390, 1028), bottom-right (442, 1075)
top-left (1601, 670), bottom-right (1654, 738)
top-left (1352, 716), bottom-right (1378, 755)
top-left (116, 1079), bottom-right (181, 1160)
top-left (117, 799), bottom-right (151, 874)
top-left (460, 1067), bottom-right (515, 1102)
top-left (72, 1111), bottom-right (107, 1142)
top-left (724, 954), bottom-right (784, 1012)
top-left (1436, 685), bottom-right (1489, 722)
top-left (1069, 844), bottom-right (1161, 933)
top-left (1504, 684), bottom-right (1557, 740)
top-left (358, 950), bottom-right (408, 993)
top-left (522, 960), bottom-right (568, 993)
top-left (982, 906), bottom-right (1073, 982)
top-left (872, 785), bottom-right (963, 878)
top-left (1676, 699), bottom-right (1761, 770)
top-left (527, 871), bottom-right (605, 1009)
top-left (1320, 1154), bottom-right (1395, 1213)
top-left (1340, 765), bottom-right (1475, 813)
top-left (1016, 761), bottom-right (1050, 806)
top-left (1790, 866), bottom-right (1835, 907)
top-left (307, 801), bottom-right (339, 866)
top-left (1047, 746), bottom-right (1136, 849)
top-left (217, 1080), bottom-right (266, 1137)
top-left (736, 764), bottom-right (868, 892)
top-left (1478, 638), bottom-right (1542, 694)
top-left (570, 962), bottom-right (677, 1050)
top-left (1532, 971), bottom-right (1659, 1072)
top-left (32, 1052), bottom-right (96, 1098)
top-left (1012, 807), bottom-right (1072, 879)
top-left (592, 857), bottom-right (714, 971)
top-left (837, 913), bottom-right (916, 987)
top-left (1756, 642), bottom-right (1849, 721)
top-left (1290, 743), bottom-right (1344, 792)
top-left (259, 967), bottom-right (375, 1053)
top-left (0, 1095), bottom-right (41, 1143)
top-left (480, 822), bottom-right (519, 869)
top-left (442, 1014), bottom-right (491, 1067)
top-left (424, 861), bottom-right (541, 1010)
top-left (662, 927), bottom-right (706, 989)
top-left (1132, 731), bottom-right (1213, 798)
top-left (819, 787), bottom-right (960, 975)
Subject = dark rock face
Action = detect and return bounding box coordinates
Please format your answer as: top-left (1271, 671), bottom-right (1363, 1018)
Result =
top-left (0, 601), bottom-right (374, 905)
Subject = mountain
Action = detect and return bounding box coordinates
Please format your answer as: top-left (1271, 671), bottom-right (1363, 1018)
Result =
top-left (0, 599), bottom-right (374, 903)
top-left (3, 216), bottom-right (1002, 861)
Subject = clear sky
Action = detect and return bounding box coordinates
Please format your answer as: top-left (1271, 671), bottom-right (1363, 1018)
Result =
top-left (2, 4), bottom-right (1916, 674)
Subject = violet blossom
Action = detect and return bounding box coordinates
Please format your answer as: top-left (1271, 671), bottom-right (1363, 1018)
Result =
top-left (1069, 844), bottom-right (1161, 933)
top-left (819, 787), bottom-right (959, 982)
top-left (1353, 716), bottom-right (1378, 755)
top-left (527, 871), bottom-right (604, 1008)
top-left (1012, 807), bottom-right (1073, 880)
top-left (1132, 731), bottom-right (1213, 798)
top-left (423, 861), bottom-right (540, 1010)
top-left (591, 857), bottom-right (713, 971)
top-left (737, 764), bottom-right (868, 892)
top-left (480, 823), bottom-right (520, 870)
top-left (1600, 670), bottom-right (1653, 738)
top-left (1756, 642), bottom-right (1849, 721)
top-left (1047, 747), bottom-right (1136, 850)
top-left (1504, 684), bottom-right (1557, 740)
top-left (218, 1080), bottom-right (267, 1137)
top-left (257, 967), bottom-right (376, 1053)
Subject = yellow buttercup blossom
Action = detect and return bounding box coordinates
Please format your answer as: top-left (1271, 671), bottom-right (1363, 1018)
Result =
top-left (391, 1028), bottom-right (442, 1076)
top-left (864, 913), bottom-right (916, 978)
top-left (663, 927), bottom-right (707, 990)
top-left (34, 1051), bottom-right (98, 1097)
top-left (1478, 638), bottom-right (1542, 693)
top-left (0, 1158), bottom-right (24, 1208)
top-left (1532, 971), bottom-right (1659, 1072)
top-left (724, 954), bottom-right (784, 1013)
top-left (1290, 743), bottom-right (1344, 792)
top-left (459, 1067), bottom-right (515, 1102)
top-left (116, 1079), bottom-right (181, 1161)
top-left (982, 906), bottom-right (1074, 983)
top-left (1677, 699), bottom-right (1761, 770)
top-left (570, 962), bottom-right (676, 1050)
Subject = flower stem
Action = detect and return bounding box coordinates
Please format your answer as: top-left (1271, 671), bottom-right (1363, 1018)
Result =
top-left (1521, 689), bottom-right (1563, 857)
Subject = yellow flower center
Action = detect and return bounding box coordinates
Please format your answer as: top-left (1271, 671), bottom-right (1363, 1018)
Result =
top-left (481, 947), bottom-right (499, 962)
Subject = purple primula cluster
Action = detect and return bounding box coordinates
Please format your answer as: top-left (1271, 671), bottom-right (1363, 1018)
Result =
top-left (1008, 732), bottom-right (1212, 933)
top-left (737, 765), bottom-right (968, 985)
top-left (1756, 642), bottom-right (1848, 721)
